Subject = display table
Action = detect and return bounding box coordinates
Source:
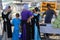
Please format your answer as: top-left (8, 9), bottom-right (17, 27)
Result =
top-left (40, 24), bottom-right (60, 34)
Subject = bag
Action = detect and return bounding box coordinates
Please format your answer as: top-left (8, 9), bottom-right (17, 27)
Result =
top-left (19, 32), bottom-right (22, 39)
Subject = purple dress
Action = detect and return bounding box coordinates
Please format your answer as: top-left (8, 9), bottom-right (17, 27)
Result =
top-left (21, 9), bottom-right (33, 40)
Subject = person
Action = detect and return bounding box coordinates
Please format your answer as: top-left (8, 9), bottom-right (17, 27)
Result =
top-left (2, 6), bottom-right (12, 38)
top-left (12, 13), bottom-right (21, 40)
top-left (31, 7), bottom-right (41, 40)
top-left (21, 4), bottom-right (33, 40)
top-left (42, 4), bottom-right (57, 39)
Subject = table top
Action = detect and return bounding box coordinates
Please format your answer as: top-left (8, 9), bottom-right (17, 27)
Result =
top-left (40, 24), bottom-right (60, 34)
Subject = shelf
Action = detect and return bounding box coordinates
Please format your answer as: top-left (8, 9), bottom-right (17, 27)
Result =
top-left (40, 2), bottom-right (57, 12)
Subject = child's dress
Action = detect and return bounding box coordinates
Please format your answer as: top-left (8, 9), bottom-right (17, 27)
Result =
top-left (12, 18), bottom-right (21, 40)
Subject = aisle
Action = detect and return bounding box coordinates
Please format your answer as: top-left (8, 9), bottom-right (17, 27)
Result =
top-left (2, 32), bottom-right (12, 40)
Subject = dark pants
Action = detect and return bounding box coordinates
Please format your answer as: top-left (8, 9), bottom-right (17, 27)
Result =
top-left (21, 20), bottom-right (31, 40)
top-left (3, 21), bottom-right (12, 38)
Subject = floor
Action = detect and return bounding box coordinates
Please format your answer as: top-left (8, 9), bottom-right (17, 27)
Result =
top-left (0, 34), bottom-right (60, 40)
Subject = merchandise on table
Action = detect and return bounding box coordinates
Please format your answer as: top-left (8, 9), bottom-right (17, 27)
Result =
top-left (52, 12), bottom-right (60, 28)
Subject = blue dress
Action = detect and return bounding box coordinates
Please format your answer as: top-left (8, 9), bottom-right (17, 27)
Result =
top-left (12, 18), bottom-right (21, 40)
top-left (34, 24), bottom-right (41, 40)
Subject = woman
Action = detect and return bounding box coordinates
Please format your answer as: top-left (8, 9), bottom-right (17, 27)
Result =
top-left (31, 7), bottom-right (41, 40)
top-left (21, 4), bottom-right (33, 40)
top-left (2, 6), bottom-right (12, 38)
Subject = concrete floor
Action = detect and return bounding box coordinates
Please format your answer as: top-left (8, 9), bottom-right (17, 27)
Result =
top-left (1, 32), bottom-right (12, 40)
top-left (41, 35), bottom-right (60, 40)
top-left (1, 34), bottom-right (60, 40)
top-left (0, 22), bottom-right (60, 40)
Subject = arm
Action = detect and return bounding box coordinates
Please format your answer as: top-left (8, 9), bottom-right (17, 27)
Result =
top-left (27, 11), bottom-right (34, 23)
top-left (54, 11), bottom-right (57, 18)
top-left (38, 14), bottom-right (41, 22)
top-left (9, 13), bottom-right (12, 20)
top-left (27, 15), bottom-right (34, 23)
top-left (42, 12), bottom-right (46, 18)
top-left (52, 10), bottom-right (57, 18)
top-left (12, 19), bottom-right (14, 26)
top-left (8, 11), bottom-right (12, 20)
top-left (2, 12), bottom-right (5, 20)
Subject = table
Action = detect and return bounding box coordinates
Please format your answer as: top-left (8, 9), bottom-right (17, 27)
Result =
top-left (40, 24), bottom-right (60, 34)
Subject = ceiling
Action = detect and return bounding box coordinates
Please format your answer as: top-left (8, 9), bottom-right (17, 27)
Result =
top-left (2, 0), bottom-right (57, 2)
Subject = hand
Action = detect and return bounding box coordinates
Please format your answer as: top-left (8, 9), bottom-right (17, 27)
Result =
top-left (42, 16), bottom-right (44, 18)
top-left (55, 16), bottom-right (57, 19)
top-left (27, 19), bottom-right (30, 23)
top-left (27, 20), bottom-right (30, 23)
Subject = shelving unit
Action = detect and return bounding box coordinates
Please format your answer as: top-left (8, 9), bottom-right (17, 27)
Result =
top-left (40, 2), bottom-right (57, 12)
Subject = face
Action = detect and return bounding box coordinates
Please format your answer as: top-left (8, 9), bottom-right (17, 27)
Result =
top-left (33, 9), bottom-right (36, 13)
top-left (7, 7), bottom-right (11, 12)
top-left (16, 14), bottom-right (19, 18)
top-left (47, 6), bottom-right (51, 10)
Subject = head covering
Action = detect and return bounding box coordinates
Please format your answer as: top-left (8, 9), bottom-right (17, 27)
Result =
top-left (3, 6), bottom-right (8, 11)
top-left (23, 4), bottom-right (29, 10)
top-left (3, 5), bottom-right (10, 14)
top-left (3, 5), bottom-right (10, 12)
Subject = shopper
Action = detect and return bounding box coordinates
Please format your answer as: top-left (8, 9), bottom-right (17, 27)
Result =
top-left (12, 13), bottom-right (21, 40)
top-left (31, 7), bottom-right (41, 40)
top-left (21, 4), bottom-right (33, 40)
top-left (42, 4), bottom-right (57, 39)
top-left (2, 6), bottom-right (12, 38)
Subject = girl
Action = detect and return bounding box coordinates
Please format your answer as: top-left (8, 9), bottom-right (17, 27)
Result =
top-left (12, 13), bottom-right (21, 40)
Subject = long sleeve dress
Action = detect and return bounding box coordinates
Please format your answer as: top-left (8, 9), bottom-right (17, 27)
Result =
top-left (32, 13), bottom-right (41, 40)
top-left (12, 18), bottom-right (21, 40)
top-left (21, 9), bottom-right (33, 40)
top-left (2, 11), bottom-right (12, 38)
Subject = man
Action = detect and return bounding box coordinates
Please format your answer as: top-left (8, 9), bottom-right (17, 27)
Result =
top-left (2, 6), bottom-right (12, 38)
top-left (42, 4), bottom-right (57, 39)
top-left (42, 4), bottom-right (57, 23)
top-left (21, 4), bottom-right (33, 40)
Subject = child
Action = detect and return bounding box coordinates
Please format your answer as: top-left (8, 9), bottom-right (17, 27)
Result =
top-left (12, 13), bottom-right (21, 40)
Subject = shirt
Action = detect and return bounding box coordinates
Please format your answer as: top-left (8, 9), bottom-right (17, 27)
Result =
top-left (43, 9), bottom-right (55, 23)
top-left (21, 9), bottom-right (33, 21)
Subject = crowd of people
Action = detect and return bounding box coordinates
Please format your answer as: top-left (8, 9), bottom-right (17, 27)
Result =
top-left (1, 3), bottom-right (57, 40)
